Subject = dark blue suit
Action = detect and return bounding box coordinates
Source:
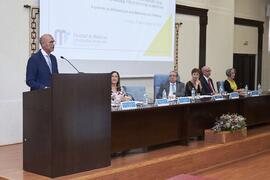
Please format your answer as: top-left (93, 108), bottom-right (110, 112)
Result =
top-left (200, 76), bottom-right (215, 95)
top-left (26, 49), bottom-right (59, 90)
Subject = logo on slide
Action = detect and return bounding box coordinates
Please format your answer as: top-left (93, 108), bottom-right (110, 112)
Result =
top-left (54, 29), bottom-right (70, 46)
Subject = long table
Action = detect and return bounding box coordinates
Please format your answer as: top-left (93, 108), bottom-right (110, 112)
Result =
top-left (111, 94), bottom-right (270, 153)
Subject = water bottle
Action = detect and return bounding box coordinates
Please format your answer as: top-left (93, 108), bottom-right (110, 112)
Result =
top-left (219, 86), bottom-right (223, 95)
top-left (143, 93), bottom-right (148, 104)
top-left (258, 84), bottom-right (262, 95)
top-left (162, 89), bottom-right (167, 99)
top-left (244, 85), bottom-right (248, 96)
top-left (191, 88), bottom-right (196, 101)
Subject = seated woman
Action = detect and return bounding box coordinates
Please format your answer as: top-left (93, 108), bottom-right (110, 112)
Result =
top-left (111, 71), bottom-right (132, 104)
top-left (224, 68), bottom-right (240, 93)
top-left (185, 68), bottom-right (202, 96)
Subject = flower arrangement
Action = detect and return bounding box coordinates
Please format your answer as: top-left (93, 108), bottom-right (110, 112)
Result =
top-left (211, 113), bottom-right (247, 132)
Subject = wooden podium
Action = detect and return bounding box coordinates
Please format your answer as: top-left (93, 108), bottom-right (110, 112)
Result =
top-left (23, 74), bottom-right (111, 178)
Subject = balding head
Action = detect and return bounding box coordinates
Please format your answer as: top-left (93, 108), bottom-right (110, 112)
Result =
top-left (201, 66), bottom-right (212, 78)
top-left (40, 34), bottom-right (55, 54)
top-left (169, 70), bottom-right (179, 83)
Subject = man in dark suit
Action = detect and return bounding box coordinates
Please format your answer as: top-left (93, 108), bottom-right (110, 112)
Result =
top-left (156, 71), bottom-right (185, 99)
top-left (200, 66), bottom-right (216, 95)
top-left (26, 34), bottom-right (59, 90)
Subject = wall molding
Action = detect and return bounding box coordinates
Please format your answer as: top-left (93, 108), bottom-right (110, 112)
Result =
top-left (121, 75), bottom-right (154, 79)
top-left (176, 1), bottom-right (207, 10)
top-left (235, 13), bottom-right (265, 22)
top-left (24, 5), bottom-right (40, 55)
top-left (209, 9), bottom-right (234, 16)
top-left (176, 5), bottom-right (208, 68)
top-left (234, 17), bottom-right (264, 84)
top-left (177, 2), bottom-right (232, 12)
top-left (206, 6), bottom-right (234, 14)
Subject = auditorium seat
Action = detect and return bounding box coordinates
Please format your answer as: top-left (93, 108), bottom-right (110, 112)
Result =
top-left (154, 74), bottom-right (169, 98)
top-left (122, 85), bottom-right (146, 101)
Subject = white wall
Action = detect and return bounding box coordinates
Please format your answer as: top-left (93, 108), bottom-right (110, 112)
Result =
top-left (176, 0), bottom-right (235, 84)
top-left (206, 1), bottom-right (235, 82)
top-left (235, 0), bottom-right (267, 21)
top-left (234, 25), bottom-right (258, 54)
top-left (0, 0), bottom-right (38, 145)
top-left (176, 14), bottom-right (200, 83)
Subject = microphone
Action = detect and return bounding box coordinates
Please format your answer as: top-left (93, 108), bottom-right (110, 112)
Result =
top-left (60, 56), bottom-right (82, 73)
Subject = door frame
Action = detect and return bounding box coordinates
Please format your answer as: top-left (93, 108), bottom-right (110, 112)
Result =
top-left (234, 17), bottom-right (264, 85)
top-left (176, 5), bottom-right (208, 68)
top-left (233, 53), bottom-right (256, 90)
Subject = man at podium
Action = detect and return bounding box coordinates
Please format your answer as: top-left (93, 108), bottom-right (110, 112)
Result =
top-left (26, 34), bottom-right (59, 90)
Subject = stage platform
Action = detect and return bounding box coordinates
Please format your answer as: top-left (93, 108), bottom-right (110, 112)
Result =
top-left (1, 125), bottom-right (270, 180)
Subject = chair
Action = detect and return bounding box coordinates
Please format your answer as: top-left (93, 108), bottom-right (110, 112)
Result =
top-left (122, 85), bottom-right (146, 101)
top-left (216, 81), bottom-right (224, 93)
top-left (153, 74), bottom-right (169, 99)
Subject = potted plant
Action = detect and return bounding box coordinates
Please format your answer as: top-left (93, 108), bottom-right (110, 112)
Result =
top-left (205, 113), bottom-right (247, 144)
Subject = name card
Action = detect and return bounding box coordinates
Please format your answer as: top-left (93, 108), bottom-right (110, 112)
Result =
top-left (155, 98), bottom-right (169, 106)
top-left (250, 90), bottom-right (259, 97)
top-left (213, 95), bottom-right (224, 101)
top-left (229, 92), bottom-right (239, 99)
top-left (121, 101), bottom-right (137, 110)
top-left (177, 97), bottom-right (191, 104)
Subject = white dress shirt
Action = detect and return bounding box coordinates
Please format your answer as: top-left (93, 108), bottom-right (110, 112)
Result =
top-left (169, 82), bottom-right (176, 96)
top-left (203, 75), bottom-right (209, 82)
top-left (41, 49), bottom-right (52, 73)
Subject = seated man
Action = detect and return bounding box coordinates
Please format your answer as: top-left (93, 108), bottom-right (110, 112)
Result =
top-left (156, 71), bottom-right (185, 99)
top-left (200, 66), bottom-right (216, 95)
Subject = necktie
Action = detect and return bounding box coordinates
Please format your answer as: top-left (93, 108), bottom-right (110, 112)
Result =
top-left (172, 83), bottom-right (176, 94)
top-left (208, 79), bottom-right (215, 93)
top-left (46, 55), bottom-right (52, 74)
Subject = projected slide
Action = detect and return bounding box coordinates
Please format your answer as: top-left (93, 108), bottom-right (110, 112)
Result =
top-left (40, 0), bottom-right (175, 62)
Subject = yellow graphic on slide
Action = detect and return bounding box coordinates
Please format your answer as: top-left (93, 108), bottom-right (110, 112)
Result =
top-left (144, 15), bottom-right (173, 57)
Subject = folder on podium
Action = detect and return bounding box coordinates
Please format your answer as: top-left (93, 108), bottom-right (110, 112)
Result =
top-left (23, 73), bottom-right (111, 178)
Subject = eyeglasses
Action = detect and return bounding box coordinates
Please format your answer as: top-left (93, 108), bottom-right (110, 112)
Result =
top-left (169, 74), bottom-right (177, 77)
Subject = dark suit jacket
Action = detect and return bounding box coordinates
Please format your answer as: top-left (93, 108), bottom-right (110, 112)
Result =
top-left (156, 81), bottom-right (185, 99)
top-left (200, 76), bottom-right (215, 95)
top-left (224, 79), bottom-right (238, 93)
top-left (185, 81), bottom-right (201, 96)
top-left (26, 49), bottom-right (59, 90)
